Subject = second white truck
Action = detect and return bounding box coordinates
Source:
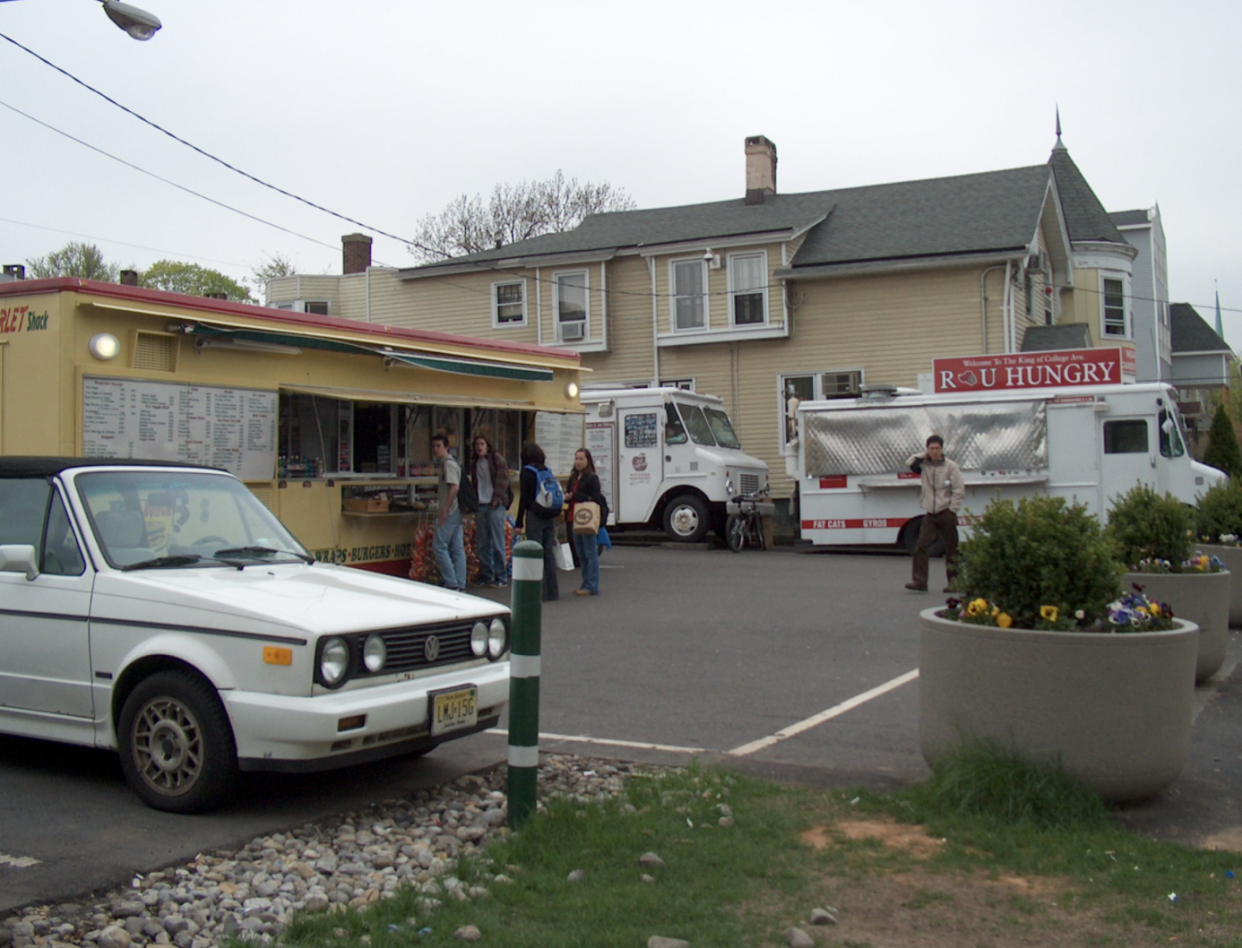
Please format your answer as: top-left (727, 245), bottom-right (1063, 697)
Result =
top-left (580, 388), bottom-right (770, 542)
top-left (796, 382), bottom-right (1225, 550)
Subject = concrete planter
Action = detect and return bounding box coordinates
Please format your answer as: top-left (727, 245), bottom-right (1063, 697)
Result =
top-left (1197, 545), bottom-right (1242, 628)
top-left (918, 608), bottom-right (1198, 803)
top-left (1122, 569), bottom-right (1229, 682)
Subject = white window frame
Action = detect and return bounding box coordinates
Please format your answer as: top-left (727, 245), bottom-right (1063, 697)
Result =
top-left (553, 270), bottom-right (589, 344)
top-left (728, 250), bottom-right (768, 327)
top-left (659, 378), bottom-right (695, 391)
top-left (491, 279), bottom-right (527, 328)
top-left (669, 257), bottom-right (709, 333)
top-left (1100, 273), bottom-right (1129, 338)
top-left (778, 369), bottom-right (864, 451)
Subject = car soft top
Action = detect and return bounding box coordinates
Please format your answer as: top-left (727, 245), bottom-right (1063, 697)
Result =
top-left (0, 457), bottom-right (227, 478)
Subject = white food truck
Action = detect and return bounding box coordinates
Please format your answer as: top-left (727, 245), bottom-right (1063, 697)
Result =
top-left (579, 388), bottom-right (770, 542)
top-left (796, 380), bottom-right (1225, 550)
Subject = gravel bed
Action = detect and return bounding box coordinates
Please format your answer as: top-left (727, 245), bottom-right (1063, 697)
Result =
top-left (0, 755), bottom-right (649, 948)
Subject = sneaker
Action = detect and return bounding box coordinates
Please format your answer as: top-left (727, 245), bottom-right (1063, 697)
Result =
top-left (493, 579), bottom-right (509, 588)
top-left (905, 582), bottom-right (928, 592)
top-left (572, 588), bottom-right (592, 596)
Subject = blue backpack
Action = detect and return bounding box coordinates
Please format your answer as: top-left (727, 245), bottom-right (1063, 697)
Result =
top-left (525, 464), bottom-right (564, 515)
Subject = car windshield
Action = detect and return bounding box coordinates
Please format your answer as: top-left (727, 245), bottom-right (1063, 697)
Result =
top-left (677, 403), bottom-right (717, 446)
top-left (703, 407), bottom-right (741, 449)
top-left (75, 470), bottom-right (310, 569)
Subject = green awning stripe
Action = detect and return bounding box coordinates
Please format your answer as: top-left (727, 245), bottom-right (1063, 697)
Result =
top-left (187, 324), bottom-right (555, 382)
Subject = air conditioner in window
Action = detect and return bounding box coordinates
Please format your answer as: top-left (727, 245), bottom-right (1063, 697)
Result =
top-left (560, 322), bottom-right (585, 342)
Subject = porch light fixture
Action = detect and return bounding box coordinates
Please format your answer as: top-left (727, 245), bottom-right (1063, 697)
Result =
top-left (89, 332), bottom-right (121, 360)
top-left (564, 381), bottom-right (579, 400)
top-left (101, 0), bottom-right (161, 40)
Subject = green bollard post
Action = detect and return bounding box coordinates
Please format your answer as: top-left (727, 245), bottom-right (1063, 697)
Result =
top-left (507, 539), bottom-right (543, 828)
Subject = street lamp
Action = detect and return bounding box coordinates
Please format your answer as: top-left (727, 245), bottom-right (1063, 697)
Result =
top-left (101, 0), bottom-right (161, 40)
top-left (0, 0), bottom-right (162, 40)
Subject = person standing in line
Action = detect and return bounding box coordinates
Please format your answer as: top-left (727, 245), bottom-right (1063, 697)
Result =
top-left (566, 447), bottom-right (606, 597)
top-left (470, 434), bottom-right (511, 588)
top-left (904, 434), bottom-right (964, 593)
top-left (516, 442), bottom-right (559, 602)
top-left (431, 434), bottom-right (467, 593)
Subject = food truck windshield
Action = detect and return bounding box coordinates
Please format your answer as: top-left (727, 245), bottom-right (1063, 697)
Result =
top-left (666, 401), bottom-right (742, 449)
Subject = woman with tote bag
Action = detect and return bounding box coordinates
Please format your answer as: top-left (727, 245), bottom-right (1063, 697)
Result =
top-left (567, 448), bottom-right (606, 597)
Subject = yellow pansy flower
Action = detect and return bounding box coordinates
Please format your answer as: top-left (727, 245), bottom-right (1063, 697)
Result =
top-left (996, 613), bottom-right (1013, 629)
top-left (966, 598), bottom-right (988, 617)
top-left (1039, 605), bottom-right (1058, 622)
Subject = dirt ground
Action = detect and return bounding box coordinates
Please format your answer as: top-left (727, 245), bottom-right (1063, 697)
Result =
top-left (782, 816), bottom-right (1239, 948)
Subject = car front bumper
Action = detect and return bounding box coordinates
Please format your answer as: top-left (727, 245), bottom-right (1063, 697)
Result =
top-left (224, 660), bottom-right (510, 770)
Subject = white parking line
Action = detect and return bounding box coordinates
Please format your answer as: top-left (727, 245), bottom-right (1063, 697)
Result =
top-left (487, 729), bottom-right (705, 755)
top-left (728, 669), bottom-right (920, 757)
top-left (0, 852), bottom-right (41, 868)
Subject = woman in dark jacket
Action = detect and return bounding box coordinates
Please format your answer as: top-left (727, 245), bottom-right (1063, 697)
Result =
top-left (567, 447), bottom-right (605, 596)
top-left (515, 442), bottom-right (558, 602)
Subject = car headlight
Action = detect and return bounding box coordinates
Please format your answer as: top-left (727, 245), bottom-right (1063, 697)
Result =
top-left (488, 617), bottom-right (508, 660)
top-left (320, 636), bottom-right (351, 687)
top-left (363, 633), bottom-right (387, 673)
top-left (471, 620), bottom-right (489, 657)
top-left (725, 475), bottom-right (735, 495)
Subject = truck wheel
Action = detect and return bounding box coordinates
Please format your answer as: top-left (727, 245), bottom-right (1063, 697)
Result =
top-left (118, 670), bottom-right (238, 813)
top-left (663, 495), bottom-right (710, 543)
top-left (726, 512), bottom-right (745, 552)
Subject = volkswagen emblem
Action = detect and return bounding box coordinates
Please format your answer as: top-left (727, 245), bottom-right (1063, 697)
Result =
top-left (423, 635), bottom-right (441, 663)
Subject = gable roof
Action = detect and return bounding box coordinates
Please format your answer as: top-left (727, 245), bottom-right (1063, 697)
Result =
top-left (400, 143), bottom-right (1117, 279)
top-left (1171, 302), bottom-right (1232, 354)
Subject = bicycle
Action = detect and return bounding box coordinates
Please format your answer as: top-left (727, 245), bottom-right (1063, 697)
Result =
top-left (726, 493), bottom-right (766, 552)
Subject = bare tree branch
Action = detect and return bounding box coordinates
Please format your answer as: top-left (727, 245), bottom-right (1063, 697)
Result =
top-left (409, 171), bottom-right (636, 263)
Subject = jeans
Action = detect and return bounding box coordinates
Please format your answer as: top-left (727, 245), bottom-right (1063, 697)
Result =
top-left (475, 504), bottom-right (507, 583)
top-left (574, 531), bottom-right (600, 594)
top-left (433, 507), bottom-right (466, 590)
top-left (524, 512), bottom-right (559, 601)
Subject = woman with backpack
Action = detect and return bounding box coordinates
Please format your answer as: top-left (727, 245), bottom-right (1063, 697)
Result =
top-left (566, 447), bottom-right (606, 596)
top-left (516, 442), bottom-right (561, 602)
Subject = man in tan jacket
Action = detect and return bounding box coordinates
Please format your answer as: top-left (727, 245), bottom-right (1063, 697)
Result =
top-left (905, 434), bottom-right (965, 592)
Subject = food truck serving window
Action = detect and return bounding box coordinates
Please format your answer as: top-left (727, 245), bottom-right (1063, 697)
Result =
top-left (1103, 419), bottom-right (1149, 454)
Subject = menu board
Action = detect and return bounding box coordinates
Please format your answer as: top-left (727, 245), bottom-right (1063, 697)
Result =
top-left (534, 411), bottom-right (585, 477)
top-left (83, 376), bottom-right (279, 480)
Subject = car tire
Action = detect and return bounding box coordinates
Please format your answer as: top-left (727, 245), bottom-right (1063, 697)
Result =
top-left (726, 512), bottom-right (745, 552)
top-left (118, 670), bottom-right (238, 814)
top-left (663, 495), bottom-right (710, 543)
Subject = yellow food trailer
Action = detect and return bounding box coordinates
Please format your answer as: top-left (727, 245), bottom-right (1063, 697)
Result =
top-left (0, 277), bottom-right (583, 577)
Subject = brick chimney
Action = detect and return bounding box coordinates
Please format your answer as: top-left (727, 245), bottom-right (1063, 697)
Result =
top-left (744, 135), bottom-right (777, 205)
top-left (342, 233), bottom-right (372, 274)
top-left (119, 269), bottom-right (139, 286)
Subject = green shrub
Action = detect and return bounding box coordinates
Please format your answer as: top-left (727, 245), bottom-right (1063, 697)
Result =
top-left (951, 495), bottom-right (1120, 629)
top-left (1105, 483), bottom-right (1194, 570)
top-left (1202, 403), bottom-right (1242, 479)
top-left (1195, 481), bottom-right (1242, 542)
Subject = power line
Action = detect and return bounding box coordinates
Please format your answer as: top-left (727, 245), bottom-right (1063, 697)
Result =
top-left (0, 97), bottom-right (344, 255)
top-left (0, 215), bottom-right (251, 270)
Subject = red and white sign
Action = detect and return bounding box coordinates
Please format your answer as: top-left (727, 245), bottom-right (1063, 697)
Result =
top-left (932, 347), bottom-right (1137, 394)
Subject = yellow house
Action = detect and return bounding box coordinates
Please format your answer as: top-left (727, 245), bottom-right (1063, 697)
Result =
top-left (0, 277), bottom-right (582, 573)
top-left (268, 132), bottom-right (1138, 515)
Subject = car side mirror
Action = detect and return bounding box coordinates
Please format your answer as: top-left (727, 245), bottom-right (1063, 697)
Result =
top-left (0, 544), bottom-right (40, 581)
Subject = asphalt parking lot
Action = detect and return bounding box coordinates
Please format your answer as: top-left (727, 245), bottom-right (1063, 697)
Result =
top-left (2, 543), bottom-right (1240, 914)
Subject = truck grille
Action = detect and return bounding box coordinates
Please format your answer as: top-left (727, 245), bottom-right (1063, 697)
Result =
top-left (353, 620), bottom-right (484, 677)
top-left (739, 472), bottom-right (763, 495)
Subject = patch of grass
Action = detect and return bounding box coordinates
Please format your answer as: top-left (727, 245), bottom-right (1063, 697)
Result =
top-left (278, 754), bottom-right (1242, 948)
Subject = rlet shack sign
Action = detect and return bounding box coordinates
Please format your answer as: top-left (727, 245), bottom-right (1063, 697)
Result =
top-left (933, 347), bottom-right (1137, 394)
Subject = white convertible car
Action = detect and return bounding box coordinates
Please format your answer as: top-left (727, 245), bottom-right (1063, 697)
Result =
top-left (0, 458), bottom-right (510, 812)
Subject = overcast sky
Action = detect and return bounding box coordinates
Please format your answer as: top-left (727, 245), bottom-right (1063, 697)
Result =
top-left (2, 0), bottom-right (1239, 347)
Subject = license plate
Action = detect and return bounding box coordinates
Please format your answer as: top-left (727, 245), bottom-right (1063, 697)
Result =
top-left (430, 685), bottom-right (478, 737)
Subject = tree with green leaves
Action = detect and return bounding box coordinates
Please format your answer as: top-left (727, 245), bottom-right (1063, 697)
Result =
top-left (409, 170), bottom-right (636, 263)
top-left (1203, 403), bottom-right (1242, 479)
top-left (140, 260), bottom-right (254, 303)
top-left (25, 241), bottom-right (122, 281)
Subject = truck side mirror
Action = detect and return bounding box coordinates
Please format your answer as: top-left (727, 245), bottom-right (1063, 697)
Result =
top-left (0, 544), bottom-right (40, 581)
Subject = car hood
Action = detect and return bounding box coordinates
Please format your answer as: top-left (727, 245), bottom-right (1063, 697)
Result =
top-left (89, 562), bottom-right (505, 638)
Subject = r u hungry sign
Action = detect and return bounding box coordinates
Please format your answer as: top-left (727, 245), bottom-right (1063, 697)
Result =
top-left (932, 347), bottom-right (1137, 393)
